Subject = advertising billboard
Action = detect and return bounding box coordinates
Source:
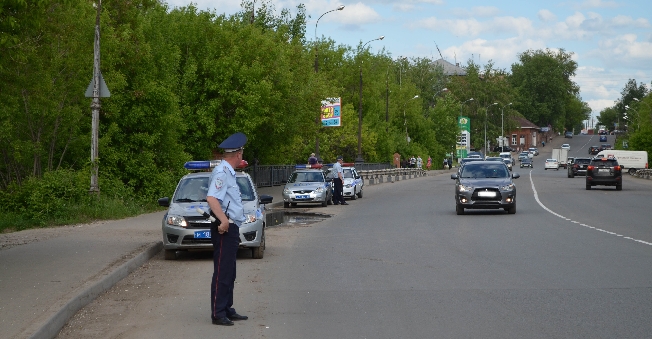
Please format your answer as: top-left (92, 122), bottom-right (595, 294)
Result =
top-left (321, 98), bottom-right (341, 127)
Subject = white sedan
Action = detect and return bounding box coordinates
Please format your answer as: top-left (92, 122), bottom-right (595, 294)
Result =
top-left (544, 159), bottom-right (560, 170)
top-left (561, 143), bottom-right (570, 150)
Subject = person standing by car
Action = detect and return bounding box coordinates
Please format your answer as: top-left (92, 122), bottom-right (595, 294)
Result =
top-left (332, 156), bottom-right (348, 205)
top-left (207, 132), bottom-right (249, 326)
top-left (308, 152), bottom-right (318, 165)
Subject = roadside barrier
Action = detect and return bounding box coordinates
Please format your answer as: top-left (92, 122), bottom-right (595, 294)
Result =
top-left (359, 168), bottom-right (428, 185)
top-left (632, 169), bottom-right (652, 180)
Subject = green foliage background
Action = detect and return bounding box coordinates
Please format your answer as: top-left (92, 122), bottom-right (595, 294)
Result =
top-left (1, 0), bottom-right (624, 230)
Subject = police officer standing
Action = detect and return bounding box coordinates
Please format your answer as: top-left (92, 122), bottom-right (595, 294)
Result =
top-left (332, 156), bottom-right (348, 205)
top-left (207, 132), bottom-right (249, 326)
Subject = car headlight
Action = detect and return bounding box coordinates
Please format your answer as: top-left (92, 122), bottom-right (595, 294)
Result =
top-left (243, 214), bottom-right (257, 224)
top-left (283, 187), bottom-right (291, 194)
top-left (166, 215), bottom-right (188, 228)
top-left (345, 184), bottom-right (352, 188)
top-left (457, 184), bottom-right (473, 192)
top-left (500, 183), bottom-right (515, 191)
top-left (314, 186), bottom-right (324, 193)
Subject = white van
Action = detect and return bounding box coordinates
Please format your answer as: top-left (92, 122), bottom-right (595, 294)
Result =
top-left (595, 150), bottom-right (648, 175)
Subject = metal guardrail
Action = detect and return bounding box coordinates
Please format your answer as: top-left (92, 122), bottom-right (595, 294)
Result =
top-left (632, 169), bottom-right (652, 179)
top-left (245, 162), bottom-right (396, 188)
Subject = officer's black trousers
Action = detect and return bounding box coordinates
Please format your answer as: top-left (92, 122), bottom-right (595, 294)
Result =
top-left (211, 223), bottom-right (239, 320)
top-left (334, 178), bottom-right (345, 203)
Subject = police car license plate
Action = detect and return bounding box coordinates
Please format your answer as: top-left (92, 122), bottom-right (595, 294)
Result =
top-left (295, 194), bottom-right (309, 199)
top-left (599, 169), bottom-right (610, 174)
top-left (478, 191), bottom-right (496, 197)
top-left (194, 230), bottom-right (211, 239)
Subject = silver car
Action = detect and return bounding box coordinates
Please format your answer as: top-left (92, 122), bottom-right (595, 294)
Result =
top-left (451, 161), bottom-right (520, 215)
top-left (158, 169), bottom-right (272, 260)
top-left (327, 166), bottom-right (364, 200)
top-left (282, 169), bottom-right (333, 207)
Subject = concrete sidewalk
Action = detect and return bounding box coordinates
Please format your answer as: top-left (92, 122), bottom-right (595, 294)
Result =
top-left (0, 168), bottom-right (448, 339)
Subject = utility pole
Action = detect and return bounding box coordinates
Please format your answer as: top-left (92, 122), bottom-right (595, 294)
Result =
top-left (87, 0), bottom-right (110, 194)
top-left (89, 1), bottom-right (102, 194)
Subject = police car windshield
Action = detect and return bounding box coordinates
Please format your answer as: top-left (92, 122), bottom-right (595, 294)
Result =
top-left (174, 176), bottom-right (255, 202)
top-left (174, 177), bottom-right (209, 202)
top-left (288, 171), bottom-right (324, 183)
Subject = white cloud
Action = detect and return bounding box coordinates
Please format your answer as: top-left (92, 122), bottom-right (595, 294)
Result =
top-left (335, 2), bottom-right (383, 25)
top-left (538, 9), bottom-right (557, 22)
top-left (440, 37), bottom-right (545, 68)
top-left (410, 16), bottom-right (534, 37)
top-left (575, 0), bottom-right (620, 9)
top-left (451, 6), bottom-right (501, 18)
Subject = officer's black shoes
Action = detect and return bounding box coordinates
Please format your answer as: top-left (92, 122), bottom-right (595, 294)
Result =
top-left (228, 313), bottom-right (248, 321)
top-left (340, 202), bottom-right (349, 205)
top-left (333, 202), bottom-right (340, 205)
top-left (212, 317), bottom-right (234, 326)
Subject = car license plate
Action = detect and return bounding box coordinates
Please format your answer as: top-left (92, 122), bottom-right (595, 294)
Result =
top-left (194, 230), bottom-right (211, 239)
top-left (295, 194), bottom-right (309, 199)
top-left (599, 169), bottom-right (610, 173)
top-left (478, 191), bottom-right (496, 197)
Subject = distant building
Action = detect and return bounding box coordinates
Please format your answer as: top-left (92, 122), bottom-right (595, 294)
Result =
top-left (508, 116), bottom-right (540, 151)
top-left (432, 59), bottom-right (467, 76)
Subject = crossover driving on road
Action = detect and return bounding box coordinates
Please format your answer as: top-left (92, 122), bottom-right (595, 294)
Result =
top-left (451, 161), bottom-right (520, 215)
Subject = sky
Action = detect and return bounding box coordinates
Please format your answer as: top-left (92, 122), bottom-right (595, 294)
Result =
top-left (163, 0), bottom-right (652, 123)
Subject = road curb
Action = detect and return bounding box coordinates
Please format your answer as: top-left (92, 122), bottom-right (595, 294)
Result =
top-left (29, 241), bottom-right (163, 339)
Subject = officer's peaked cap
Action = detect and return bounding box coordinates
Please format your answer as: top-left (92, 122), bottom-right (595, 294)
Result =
top-left (336, 155), bottom-right (343, 160)
top-left (219, 132), bottom-right (247, 152)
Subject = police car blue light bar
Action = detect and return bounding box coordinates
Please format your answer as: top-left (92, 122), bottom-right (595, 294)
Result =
top-left (295, 164), bottom-right (323, 169)
top-left (184, 160), bottom-right (248, 170)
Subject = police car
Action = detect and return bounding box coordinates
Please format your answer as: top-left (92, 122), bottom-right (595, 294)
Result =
top-left (326, 164), bottom-right (364, 200)
top-left (282, 164), bottom-right (333, 208)
top-left (157, 160), bottom-right (273, 260)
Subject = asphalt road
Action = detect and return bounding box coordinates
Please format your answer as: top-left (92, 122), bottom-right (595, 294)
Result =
top-left (53, 133), bottom-right (652, 338)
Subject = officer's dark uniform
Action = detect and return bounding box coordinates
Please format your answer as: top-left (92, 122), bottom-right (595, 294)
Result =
top-left (208, 132), bottom-right (248, 326)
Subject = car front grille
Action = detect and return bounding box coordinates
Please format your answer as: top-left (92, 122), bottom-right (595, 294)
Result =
top-left (292, 189), bottom-right (314, 194)
top-left (181, 235), bottom-right (243, 245)
top-left (471, 188), bottom-right (502, 202)
top-left (184, 216), bottom-right (213, 229)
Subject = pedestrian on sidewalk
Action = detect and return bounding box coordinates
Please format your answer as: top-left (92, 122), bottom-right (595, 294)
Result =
top-left (332, 156), bottom-right (348, 205)
top-left (207, 132), bottom-right (250, 326)
top-left (427, 156), bottom-right (432, 170)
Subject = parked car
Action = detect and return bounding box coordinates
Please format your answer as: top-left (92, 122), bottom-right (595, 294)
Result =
top-left (282, 168), bottom-right (333, 208)
top-left (158, 161), bottom-right (273, 260)
top-left (545, 158), bottom-right (560, 170)
top-left (565, 131), bottom-right (573, 138)
top-left (493, 146), bottom-right (513, 152)
top-left (586, 157), bottom-right (622, 190)
top-left (326, 166), bottom-right (364, 200)
top-left (450, 161), bottom-right (519, 215)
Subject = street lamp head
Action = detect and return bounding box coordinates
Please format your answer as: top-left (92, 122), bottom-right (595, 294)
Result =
top-left (633, 98), bottom-right (640, 102)
top-left (379, 36), bottom-right (385, 40)
top-left (492, 102), bottom-right (498, 106)
top-left (413, 95), bottom-right (419, 99)
top-left (337, 5), bottom-right (345, 10)
top-left (625, 105), bottom-right (630, 109)
top-left (469, 98), bottom-right (474, 102)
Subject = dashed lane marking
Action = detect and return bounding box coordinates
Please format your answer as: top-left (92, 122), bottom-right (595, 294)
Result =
top-left (529, 171), bottom-right (651, 247)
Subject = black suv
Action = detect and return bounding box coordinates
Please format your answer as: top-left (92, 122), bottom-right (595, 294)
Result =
top-left (568, 157), bottom-right (591, 178)
top-left (586, 157), bottom-right (622, 190)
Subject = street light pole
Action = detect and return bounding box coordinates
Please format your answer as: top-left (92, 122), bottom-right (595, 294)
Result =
top-left (500, 102), bottom-right (512, 148)
top-left (356, 35), bottom-right (384, 164)
top-left (633, 97), bottom-right (652, 124)
top-left (403, 95), bottom-right (419, 143)
top-left (313, 5), bottom-right (344, 162)
top-left (484, 102), bottom-right (498, 157)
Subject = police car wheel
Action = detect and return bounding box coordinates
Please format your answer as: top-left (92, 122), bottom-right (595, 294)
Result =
top-left (357, 190), bottom-right (363, 198)
top-left (321, 199), bottom-right (327, 207)
top-left (251, 229), bottom-right (264, 259)
top-left (164, 249), bottom-right (177, 260)
top-left (283, 202), bottom-right (290, 208)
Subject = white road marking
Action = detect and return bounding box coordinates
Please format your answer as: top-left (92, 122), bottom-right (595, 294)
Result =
top-left (529, 171), bottom-right (651, 247)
